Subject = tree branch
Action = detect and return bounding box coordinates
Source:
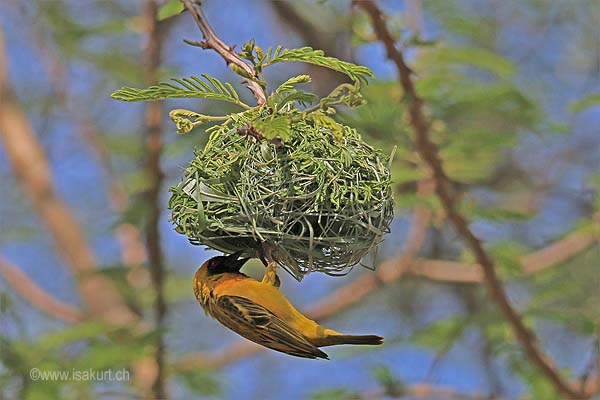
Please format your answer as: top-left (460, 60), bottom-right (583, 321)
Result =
top-left (405, 0), bottom-right (424, 38)
top-left (181, 0), bottom-right (267, 105)
top-left (0, 256), bottom-right (84, 324)
top-left (142, 2), bottom-right (171, 398)
top-left (354, 1), bottom-right (589, 398)
top-left (0, 28), bottom-right (137, 327)
top-left (408, 221), bottom-right (599, 283)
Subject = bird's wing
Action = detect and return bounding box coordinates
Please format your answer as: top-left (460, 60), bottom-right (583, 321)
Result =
top-left (213, 295), bottom-right (328, 359)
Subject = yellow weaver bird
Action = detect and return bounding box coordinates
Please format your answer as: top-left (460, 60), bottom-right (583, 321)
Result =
top-left (193, 252), bottom-right (383, 359)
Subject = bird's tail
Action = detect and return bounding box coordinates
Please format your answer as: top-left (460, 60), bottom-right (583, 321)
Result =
top-left (320, 334), bottom-right (384, 347)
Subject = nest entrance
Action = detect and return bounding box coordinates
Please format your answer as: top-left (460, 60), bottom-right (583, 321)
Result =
top-left (169, 117), bottom-right (394, 280)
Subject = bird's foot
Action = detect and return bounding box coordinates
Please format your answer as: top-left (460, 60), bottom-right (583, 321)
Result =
top-left (261, 261), bottom-right (281, 288)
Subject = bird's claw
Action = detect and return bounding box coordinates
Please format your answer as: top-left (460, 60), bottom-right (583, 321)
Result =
top-left (261, 261), bottom-right (281, 288)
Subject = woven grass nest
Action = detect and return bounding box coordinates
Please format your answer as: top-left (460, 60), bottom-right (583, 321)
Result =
top-left (168, 113), bottom-right (394, 280)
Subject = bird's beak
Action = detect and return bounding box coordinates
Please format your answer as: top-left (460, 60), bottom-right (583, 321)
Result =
top-left (224, 251), bottom-right (249, 272)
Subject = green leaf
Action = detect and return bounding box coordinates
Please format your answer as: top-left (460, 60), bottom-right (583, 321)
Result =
top-left (95, 266), bottom-right (143, 313)
top-left (111, 74), bottom-right (249, 108)
top-left (510, 354), bottom-right (560, 400)
top-left (316, 82), bottom-right (366, 109)
top-left (72, 341), bottom-right (150, 370)
top-left (80, 49), bottom-right (145, 84)
top-left (165, 275), bottom-right (195, 302)
top-left (338, 81), bottom-right (408, 143)
top-left (440, 129), bottom-right (518, 183)
top-left (489, 240), bottom-right (527, 277)
top-left (372, 365), bottom-right (403, 394)
top-left (462, 201), bottom-right (533, 221)
top-left (275, 74), bottom-right (312, 94)
top-left (118, 201), bottom-right (150, 227)
top-left (177, 370), bottom-right (220, 396)
top-left (100, 133), bottom-right (144, 158)
top-left (588, 173), bottom-right (600, 211)
top-left (309, 113), bottom-right (344, 141)
top-left (37, 322), bottom-right (112, 352)
top-left (482, 319), bottom-right (514, 349)
top-left (393, 192), bottom-right (439, 211)
top-left (390, 164), bottom-right (424, 185)
top-left (25, 382), bottom-right (63, 400)
top-left (425, 1), bottom-right (498, 45)
top-left (423, 45), bottom-right (515, 79)
top-left (253, 116), bottom-right (291, 141)
top-left (157, 0), bottom-right (184, 21)
top-left (264, 46), bottom-right (374, 83)
top-left (450, 84), bottom-right (536, 123)
top-left (122, 169), bottom-right (152, 196)
top-left (311, 389), bottom-right (358, 400)
top-left (528, 246), bottom-right (600, 326)
top-left (569, 93), bottom-right (600, 113)
top-left (412, 317), bottom-right (467, 350)
top-left (276, 91), bottom-right (318, 108)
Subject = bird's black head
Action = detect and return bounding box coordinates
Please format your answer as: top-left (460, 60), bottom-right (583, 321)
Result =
top-left (206, 251), bottom-right (249, 275)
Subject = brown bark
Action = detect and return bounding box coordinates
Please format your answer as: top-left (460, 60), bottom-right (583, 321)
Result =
top-left (142, 1), bottom-right (170, 398)
top-left (182, 0), bottom-right (266, 105)
top-left (354, 1), bottom-right (590, 398)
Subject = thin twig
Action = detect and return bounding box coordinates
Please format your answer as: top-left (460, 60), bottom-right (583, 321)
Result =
top-left (405, 0), bottom-right (424, 38)
top-left (181, 0), bottom-right (267, 104)
top-left (0, 256), bottom-right (84, 324)
top-left (409, 220), bottom-right (599, 282)
top-left (354, 1), bottom-right (587, 398)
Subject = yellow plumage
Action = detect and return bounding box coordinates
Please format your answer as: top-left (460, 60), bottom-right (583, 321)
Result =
top-left (193, 252), bottom-right (383, 359)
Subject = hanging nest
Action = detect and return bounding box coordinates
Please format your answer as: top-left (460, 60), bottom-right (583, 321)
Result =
top-left (168, 114), bottom-right (394, 280)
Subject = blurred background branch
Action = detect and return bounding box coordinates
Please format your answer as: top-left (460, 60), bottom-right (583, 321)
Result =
top-left (0, 27), bottom-right (137, 327)
top-left (8, 0), bottom-right (149, 269)
top-left (0, 256), bottom-right (83, 323)
top-left (141, 1), bottom-right (171, 397)
top-left (354, 1), bottom-right (591, 398)
top-left (1, 1), bottom-right (599, 399)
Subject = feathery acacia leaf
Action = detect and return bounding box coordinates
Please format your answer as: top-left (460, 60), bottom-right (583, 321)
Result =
top-left (275, 75), bottom-right (312, 94)
top-left (269, 75), bottom-right (317, 109)
top-left (264, 46), bottom-right (374, 84)
top-left (111, 74), bottom-right (249, 108)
